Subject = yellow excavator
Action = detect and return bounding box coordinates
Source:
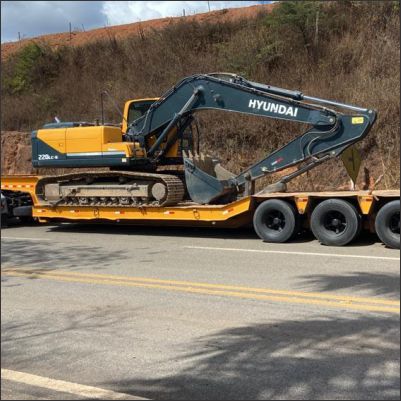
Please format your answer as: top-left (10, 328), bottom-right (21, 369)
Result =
top-left (31, 73), bottom-right (376, 207)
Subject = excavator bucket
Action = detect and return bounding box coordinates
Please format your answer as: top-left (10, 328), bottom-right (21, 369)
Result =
top-left (183, 152), bottom-right (236, 204)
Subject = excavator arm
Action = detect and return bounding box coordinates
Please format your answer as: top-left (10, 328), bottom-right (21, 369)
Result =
top-left (127, 73), bottom-right (376, 204)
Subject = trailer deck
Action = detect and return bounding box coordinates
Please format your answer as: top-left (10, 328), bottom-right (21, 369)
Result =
top-left (1, 174), bottom-right (399, 226)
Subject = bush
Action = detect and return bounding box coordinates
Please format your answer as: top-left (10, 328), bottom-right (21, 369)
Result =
top-left (3, 43), bottom-right (43, 93)
top-left (2, 42), bottom-right (64, 95)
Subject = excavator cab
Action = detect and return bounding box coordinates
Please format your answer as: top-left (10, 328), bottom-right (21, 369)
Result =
top-left (122, 98), bottom-right (159, 134)
top-left (124, 97), bottom-right (198, 164)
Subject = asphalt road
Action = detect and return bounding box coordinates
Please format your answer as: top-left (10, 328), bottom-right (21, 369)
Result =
top-left (1, 223), bottom-right (400, 400)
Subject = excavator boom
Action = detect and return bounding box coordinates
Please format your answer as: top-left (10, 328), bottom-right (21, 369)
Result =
top-left (127, 73), bottom-right (376, 203)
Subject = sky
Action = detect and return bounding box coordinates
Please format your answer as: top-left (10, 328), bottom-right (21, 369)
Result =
top-left (1, 1), bottom-right (266, 43)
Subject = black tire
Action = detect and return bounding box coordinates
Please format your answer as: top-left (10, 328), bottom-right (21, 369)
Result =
top-left (1, 214), bottom-right (8, 228)
top-left (310, 199), bottom-right (361, 246)
top-left (253, 199), bottom-right (299, 243)
top-left (375, 200), bottom-right (400, 249)
top-left (18, 216), bottom-right (35, 225)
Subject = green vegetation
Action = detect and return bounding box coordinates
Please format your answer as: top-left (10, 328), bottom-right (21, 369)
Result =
top-left (3, 43), bottom-right (43, 93)
top-left (1, 1), bottom-right (399, 189)
top-left (3, 42), bottom-right (65, 94)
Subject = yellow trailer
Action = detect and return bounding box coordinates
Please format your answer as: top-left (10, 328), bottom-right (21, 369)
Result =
top-left (1, 174), bottom-right (399, 249)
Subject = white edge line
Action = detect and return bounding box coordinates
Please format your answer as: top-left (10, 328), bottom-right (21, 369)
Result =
top-left (184, 246), bottom-right (400, 261)
top-left (1, 237), bottom-right (51, 241)
top-left (1, 369), bottom-right (148, 400)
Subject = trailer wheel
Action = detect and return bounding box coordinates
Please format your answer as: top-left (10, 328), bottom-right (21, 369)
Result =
top-left (310, 199), bottom-right (361, 246)
top-left (18, 216), bottom-right (36, 225)
top-left (1, 214), bottom-right (7, 228)
top-left (375, 200), bottom-right (400, 249)
top-left (253, 199), bottom-right (299, 243)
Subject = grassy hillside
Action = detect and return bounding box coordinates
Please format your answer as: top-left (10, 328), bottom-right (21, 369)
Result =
top-left (1, 4), bottom-right (275, 60)
top-left (1, 1), bottom-right (399, 190)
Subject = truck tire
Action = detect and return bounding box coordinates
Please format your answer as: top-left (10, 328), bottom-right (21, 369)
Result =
top-left (13, 205), bottom-right (32, 217)
top-left (375, 200), bottom-right (400, 249)
top-left (1, 214), bottom-right (7, 228)
top-left (253, 199), bottom-right (299, 243)
top-left (310, 199), bottom-right (361, 246)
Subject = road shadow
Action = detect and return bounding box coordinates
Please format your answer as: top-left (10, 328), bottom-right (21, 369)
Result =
top-left (104, 315), bottom-right (400, 400)
top-left (45, 222), bottom-right (260, 240)
top-left (299, 271), bottom-right (400, 300)
top-left (21, 222), bottom-right (384, 247)
top-left (1, 239), bottom-right (130, 271)
top-left (293, 230), bottom-right (381, 247)
top-left (2, 305), bottom-right (399, 400)
top-left (1, 306), bottom-right (139, 372)
top-left (340, 231), bottom-right (380, 247)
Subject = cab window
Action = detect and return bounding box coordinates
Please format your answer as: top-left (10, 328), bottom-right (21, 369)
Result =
top-left (127, 101), bottom-right (155, 125)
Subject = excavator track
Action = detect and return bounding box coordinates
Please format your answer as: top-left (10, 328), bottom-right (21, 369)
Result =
top-left (35, 171), bottom-right (185, 207)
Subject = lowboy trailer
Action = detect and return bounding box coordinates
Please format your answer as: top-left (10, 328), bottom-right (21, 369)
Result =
top-left (1, 174), bottom-right (399, 249)
top-left (2, 74), bottom-right (400, 248)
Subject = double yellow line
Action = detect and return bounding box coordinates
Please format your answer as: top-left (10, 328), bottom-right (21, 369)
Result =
top-left (2, 268), bottom-right (400, 314)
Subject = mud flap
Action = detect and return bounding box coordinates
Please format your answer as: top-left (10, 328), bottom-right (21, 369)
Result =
top-left (183, 157), bottom-right (236, 204)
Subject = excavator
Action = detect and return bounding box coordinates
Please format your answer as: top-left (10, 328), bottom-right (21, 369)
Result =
top-left (31, 73), bottom-right (376, 207)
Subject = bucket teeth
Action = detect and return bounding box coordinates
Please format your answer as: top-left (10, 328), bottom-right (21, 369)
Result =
top-left (182, 150), bottom-right (191, 159)
top-left (183, 151), bottom-right (235, 180)
top-left (184, 151), bottom-right (206, 161)
top-left (182, 151), bottom-right (238, 204)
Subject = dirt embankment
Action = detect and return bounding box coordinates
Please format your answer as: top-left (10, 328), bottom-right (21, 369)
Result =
top-left (1, 131), bottom-right (33, 175)
top-left (1, 3), bottom-right (275, 60)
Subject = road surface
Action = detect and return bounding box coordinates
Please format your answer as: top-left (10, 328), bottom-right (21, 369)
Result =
top-left (1, 223), bottom-right (400, 400)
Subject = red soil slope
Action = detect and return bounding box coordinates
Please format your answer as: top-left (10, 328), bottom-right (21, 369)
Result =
top-left (1, 3), bottom-right (275, 60)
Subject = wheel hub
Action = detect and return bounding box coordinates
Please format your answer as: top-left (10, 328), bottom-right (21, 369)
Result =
top-left (273, 217), bottom-right (282, 225)
top-left (324, 211), bottom-right (347, 234)
top-left (390, 212), bottom-right (400, 235)
top-left (332, 218), bottom-right (340, 227)
top-left (265, 210), bottom-right (286, 231)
